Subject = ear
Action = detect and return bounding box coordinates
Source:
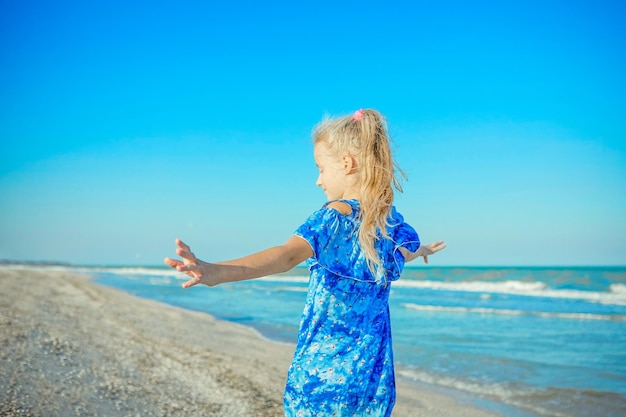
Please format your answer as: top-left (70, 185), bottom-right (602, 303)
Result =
top-left (342, 155), bottom-right (357, 174)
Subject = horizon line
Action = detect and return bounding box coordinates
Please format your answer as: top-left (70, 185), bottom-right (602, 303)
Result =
top-left (2, 260), bottom-right (625, 269)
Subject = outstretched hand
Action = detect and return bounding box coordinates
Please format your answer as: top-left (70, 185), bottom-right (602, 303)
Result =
top-left (417, 240), bottom-right (447, 264)
top-left (164, 239), bottom-right (210, 288)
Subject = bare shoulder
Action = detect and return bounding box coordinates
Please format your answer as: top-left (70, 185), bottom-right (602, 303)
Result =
top-left (326, 201), bottom-right (353, 215)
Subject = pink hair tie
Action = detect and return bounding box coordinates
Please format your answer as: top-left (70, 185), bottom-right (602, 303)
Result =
top-left (352, 109), bottom-right (364, 121)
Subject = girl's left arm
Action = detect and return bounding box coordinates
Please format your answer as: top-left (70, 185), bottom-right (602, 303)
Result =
top-left (164, 237), bottom-right (313, 288)
top-left (399, 240), bottom-right (446, 264)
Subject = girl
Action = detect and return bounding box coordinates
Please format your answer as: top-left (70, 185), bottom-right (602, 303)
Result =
top-left (164, 109), bottom-right (446, 417)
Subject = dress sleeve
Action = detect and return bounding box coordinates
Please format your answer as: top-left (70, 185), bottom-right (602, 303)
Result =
top-left (293, 205), bottom-right (344, 260)
top-left (389, 207), bottom-right (420, 280)
top-left (393, 222), bottom-right (420, 253)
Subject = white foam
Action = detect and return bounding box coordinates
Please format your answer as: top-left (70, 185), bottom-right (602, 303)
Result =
top-left (394, 279), bottom-right (546, 292)
top-left (40, 265), bottom-right (625, 306)
top-left (403, 303), bottom-right (626, 321)
top-left (258, 275), bottom-right (310, 284)
top-left (610, 283), bottom-right (626, 294)
top-left (272, 286), bottom-right (309, 293)
top-left (1, 264), bottom-right (75, 272)
top-left (84, 266), bottom-right (183, 278)
top-left (394, 279), bottom-right (626, 306)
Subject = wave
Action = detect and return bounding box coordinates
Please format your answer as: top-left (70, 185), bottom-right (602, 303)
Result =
top-left (258, 275), bottom-right (309, 284)
top-left (1, 264), bottom-right (77, 272)
top-left (611, 283), bottom-right (626, 294)
top-left (249, 284), bottom-right (308, 293)
top-left (403, 303), bottom-right (626, 321)
top-left (83, 267), bottom-right (311, 282)
top-left (252, 275), bottom-right (626, 307)
top-left (394, 279), bottom-right (545, 291)
top-left (271, 286), bottom-right (308, 293)
top-left (394, 279), bottom-right (626, 306)
top-left (52, 266), bottom-right (626, 306)
top-left (75, 266), bottom-right (185, 278)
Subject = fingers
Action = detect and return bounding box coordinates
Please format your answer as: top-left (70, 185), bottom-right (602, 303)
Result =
top-left (176, 248), bottom-right (197, 260)
top-left (167, 239), bottom-right (203, 287)
top-left (164, 257), bottom-right (182, 269)
top-left (176, 239), bottom-right (195, 259)
top-left (175, 262), bottom-right (199, 274)
top-left (163, 249), bottom-right (197, 272)
top-left (416, 240), bottom-right (446, 264)
top-left (427, 240), bottom-right (447, 254)
top-left (174, 238), bottom-right (198, 263)
top-left (182, 278), bottom-right (199, 289)
top-left (176, 238), bottom-right (191, 251)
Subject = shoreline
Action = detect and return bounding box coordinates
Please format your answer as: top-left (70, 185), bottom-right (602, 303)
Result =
top-left (0, 268), bottom-right (505, 416)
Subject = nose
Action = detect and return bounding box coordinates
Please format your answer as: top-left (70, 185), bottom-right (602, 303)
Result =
top-left (316, 174), bottom-right (322, 187)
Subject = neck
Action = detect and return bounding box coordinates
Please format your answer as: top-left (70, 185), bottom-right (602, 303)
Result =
top-left (339, 189), bottom-right (360, 201)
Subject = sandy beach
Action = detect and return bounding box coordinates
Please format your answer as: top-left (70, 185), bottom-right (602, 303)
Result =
top-left (0, 268), bottom-right (503, 417)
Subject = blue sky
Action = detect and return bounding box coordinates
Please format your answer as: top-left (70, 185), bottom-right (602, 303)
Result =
top-left (1, 0), bottom-right (624, 266)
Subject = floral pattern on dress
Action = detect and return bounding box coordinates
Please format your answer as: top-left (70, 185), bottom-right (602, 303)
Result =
top-left (284, 200), bottom-right (419, 417)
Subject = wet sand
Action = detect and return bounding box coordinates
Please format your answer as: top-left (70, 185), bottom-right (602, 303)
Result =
top-left (0, 268), bottom-right (502, 416)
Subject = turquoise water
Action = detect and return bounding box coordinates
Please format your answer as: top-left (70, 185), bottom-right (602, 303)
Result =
top-left (86, 265), bottom-right (626, 417)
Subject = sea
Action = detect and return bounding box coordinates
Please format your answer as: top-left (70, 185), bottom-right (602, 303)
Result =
top-left (39, 265), bottom-right (626, 417)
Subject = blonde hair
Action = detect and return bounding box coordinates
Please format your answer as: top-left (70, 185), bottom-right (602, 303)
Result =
top-left (312, 109), bottom-right (405, 275)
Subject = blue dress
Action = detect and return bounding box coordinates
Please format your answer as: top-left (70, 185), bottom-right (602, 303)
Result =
top-left (284, 199), bottom-right (420, 417)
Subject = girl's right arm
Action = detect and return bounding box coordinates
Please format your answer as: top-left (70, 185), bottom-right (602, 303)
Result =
top-left (164, 237), bottom-right (313, 288)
